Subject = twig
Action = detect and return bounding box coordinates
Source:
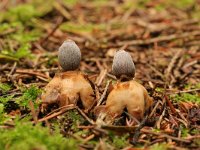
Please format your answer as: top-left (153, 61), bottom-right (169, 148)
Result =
top-left (117, 31), bottom-right (200, 46)
top-left (101, 125), bottom-right (137, 133)
top-left (96, 69), bottom-right (107, 86)
top-left (16, 69), bottom-right (49, 79)
top-left (76, 107), bottom-right (95, 125)
top-left (93, 127), bottom-right (109, 135)
top-left (125, 112), bottom-right (140, 124)
top-left (40, 17), bottom-right (63, 45)
top-left (168, 88), bottom-right (200, 95)
top-left (149, 101), bottom-right (161, 118)
top-left (156, 104), bottom-right (166, 129)
top-left (29, 101), bottom-right (38, 124)
top-left (38, 105), bottom-right (76, 122)
top-left (97, 80), bottom-right (111, 106)
top-left (130, 115), bottom-right (148, 145)
top-left (141, 128), bottom-right (191, 143)
top-left (176, 112), bottom-right (188, 127)
top-left (83, 134), bottom-right (95, 144)
top-left (182, 60), bottom-right (198, 69)
top-left (68, 133), bottom-right (84, 142)
top-left (106, 73), bottom-right (117, 80)
top-left (8, 62), bottom-right (17, 76)
top-left (165, 95), bottom-right (177, 114)
top-left (53, 1), bottom-right (71, 20)
top-left (147, 64), bottom-right (165, 79)
top-left (185, 135), bottom-right (200, 140)
top-left (42, 105), bottom-right (74, 117)
top-left (165, 49), bottom-right (184, 81)
top-left (78, 125), bottom-right (95, 129)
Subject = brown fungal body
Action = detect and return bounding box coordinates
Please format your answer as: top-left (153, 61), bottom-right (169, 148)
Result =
top-left (112, 50), bottom-right (135, 79)
top-left (41, 71), bottom-right (95, 112)
top-left (58, 40), bottom-right (81, 71)
top-left (95, 50), bottom-right (153, 125)
top-left (95, 80), bottom-right (153, 124)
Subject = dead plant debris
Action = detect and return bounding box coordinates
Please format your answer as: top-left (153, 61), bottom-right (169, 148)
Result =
top-left (0, 0), bottom-right (200, 149)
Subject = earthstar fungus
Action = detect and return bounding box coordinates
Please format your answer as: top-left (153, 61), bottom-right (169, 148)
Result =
top-left (95, 50), bottom-right (153, 125)
top-left (41, 40), bottom-right (95, 112)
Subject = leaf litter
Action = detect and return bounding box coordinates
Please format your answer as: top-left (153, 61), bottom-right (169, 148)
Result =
top-left (0, 0), bottom-right (200, 149)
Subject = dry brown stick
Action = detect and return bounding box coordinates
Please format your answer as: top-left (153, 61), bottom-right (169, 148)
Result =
top-left (29, 101), bottom-right (38, 124)
top-left (168, 88), bottom-right (200, 95)
top-left (95, 85), bottom-right (100, 101)
top-left (96, 69), bottom-right (107, 86)
top-left (93, 127), bottom-right (109, 135)
top-left (40, 16), bottom-right (63, 45)
top-left (38, 105), bottom-right (76, 122)
top-left (101, 125), bottom-right (137, 133)
top-left (8, 62), bottom-right (17, 76)
top-left (165, 49), bottom-right (184, 81)
top-left (185, 135), bottom-right (200, 140)
top-left (117, 31), bottom-right (200, 46)
top-left (76, 107), bottom-right (95, 125)
top-left (176, 112), bottom-right (188, 127)
top-left (141, 128), bottom-right (191, 143)
top-left (42, 104), bottom-right (75, 117)
top-left (78, 125), bottom-right (95, 129)
top-left (68, 133), bottom-right (84, 142)
top-left (149, 101), bottom-right (161, 118)
top-left (83, 134), bottom-right (95, 144)
top-left (53, 1), bottom-right (71, 20)
top-left (147, 64), bottom-right (165, 79)
top-left (106, 73), bottom-right (117, 80)
top-left (0, 125), bottom-right (14, 129)
top-left (16, 69), bottom-right (49, 79)
top-left (130, 115), bottom-right (148, 145)
top-left (36, 68), bottom-right (59, 72)
top-left (156, 105), bottom-right (166, 129)
top-left (182, 60), bottom-right (198, 69)
top-left (97, 80), bottom-right (111, 106)
top-left (165, 95), bottom-right (177, 114)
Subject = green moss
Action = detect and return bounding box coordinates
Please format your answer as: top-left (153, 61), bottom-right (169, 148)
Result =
top-left (154, 0), bottom-right (195, 10)
top-left (155, 87), bottom-right (164, 93)
top-left (0, 103), bottom-right (11, 125)
top-left (31, 0), bottom-right (54, 16)
top-left (108, 133), bottom-right (129, 149)
top-left (90, 0), bottom-right (109, 6)
top-left (62, 0), bottom-right (79, 7)
top-left (170, 0), bottom-right (194, 9)
top-left (191, 129), bottom-right (200, 135)
top-left (1, 44), bottom-right (31, 60)
top-left (0, 123), bottom-right (78, 150)
top-left (171, 93), bottom-right (200, 104)
top-left (67, 110), bottom-right (85, 132)
top-left (60, 22), bottom-right (106, 34)
top-left (16, 86), bottom-right (42, 109)
top-left (11, 30), bottom-right (42, 43)
top-left (112, 135), bottom-right (129, 149)
top-left (180, 125), bottom-right (189, 137)
top-left (2, 4), bottom-right (39, 23)
top-left (150, 143), bottom-right (169, 150)
top-left (0, 22), bottom-right (42, 60)
top-left (0, 83), bottom-right (12, 93)
top-left (0, 95), bottom-right (14, 105)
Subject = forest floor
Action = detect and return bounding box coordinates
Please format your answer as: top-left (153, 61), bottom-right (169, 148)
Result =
top-left (0, 0), bottom-right (200, 150)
